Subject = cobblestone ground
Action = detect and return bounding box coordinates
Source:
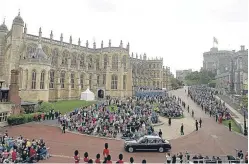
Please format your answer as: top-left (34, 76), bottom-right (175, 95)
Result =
top-left (4, 88), bottom-right (248, 163)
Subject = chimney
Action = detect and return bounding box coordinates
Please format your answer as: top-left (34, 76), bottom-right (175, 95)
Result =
top-left (8, 69), bottom-right (21, 115)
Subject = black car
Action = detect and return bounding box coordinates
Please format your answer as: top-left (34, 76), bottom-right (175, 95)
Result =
top-left (124, 135), bottom-right (171, 153)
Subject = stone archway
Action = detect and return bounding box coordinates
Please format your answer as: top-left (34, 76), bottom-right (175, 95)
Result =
top-left (97, 89), bottom-right (104, 98)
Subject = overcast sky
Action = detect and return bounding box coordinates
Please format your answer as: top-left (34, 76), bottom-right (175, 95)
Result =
top-left (1, 0), bottom-right (248, 75)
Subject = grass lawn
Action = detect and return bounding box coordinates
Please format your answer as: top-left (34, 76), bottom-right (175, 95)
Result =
top-left (38, 100), bottom-right (96, 114)
top-left (222, 119), bottom-right (241, 133)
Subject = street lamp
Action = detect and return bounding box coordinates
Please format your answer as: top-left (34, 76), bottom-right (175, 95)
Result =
top-left (244, 109), bottom-right (247, 136)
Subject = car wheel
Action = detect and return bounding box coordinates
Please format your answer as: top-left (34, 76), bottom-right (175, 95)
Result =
top-left (158, 147), bottom-right (164, 153)
top-left (128, 147), bottom-right (134, 153)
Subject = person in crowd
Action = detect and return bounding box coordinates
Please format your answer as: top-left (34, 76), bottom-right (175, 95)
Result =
top-left (117, 153), bottom-right (124, 163)
top-left (228, 121), bottom-right (232, 131)
top-left (84, 152), bottom-right (89, 162)
top-left (195, 120), bottom-right (199, 131)
top-left (130, 157), bottom-right (134, 164)
top-left (166, 153), bottom-right (172, 164)
top-left (199, 118), bottom-right (202, 128)
top-left (159, 129), bottom-right (162, 138)
top-left (180, 123), bottom-right (184, 135)
top-left (142, 159), bottom-right (146, 164)
top-left (95, 154), bottom-right (101, 163)
top-left (106, 155), bottom-right (112, 163)
top-left (74, 150), bottom-right (80, 163)
top-left (103, 143), bottom-right (109, 159)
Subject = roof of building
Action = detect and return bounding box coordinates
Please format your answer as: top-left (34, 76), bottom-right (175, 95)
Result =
top-left (13, 11), bottom-right (24, 25)
top-left (35, 44), bottom-right (48, 59)
top-left (0, 19), bottom-right (8, 33)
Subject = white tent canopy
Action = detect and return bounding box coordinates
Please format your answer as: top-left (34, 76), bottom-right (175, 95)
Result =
top-left (80, 88), bottom-right (95, 101)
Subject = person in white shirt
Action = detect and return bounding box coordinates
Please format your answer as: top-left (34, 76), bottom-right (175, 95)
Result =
top-left (166, 153), bottom-right (172, 164)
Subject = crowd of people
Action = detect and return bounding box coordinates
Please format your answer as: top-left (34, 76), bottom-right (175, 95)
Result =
top-left (58, 96), bottom-right (163, 138)
top-left (159, 95), bottom-right (184, 118)
top-left (0, 131), bottom-right (50, 163)
top-left (188, 85), bottom-right (231, 121)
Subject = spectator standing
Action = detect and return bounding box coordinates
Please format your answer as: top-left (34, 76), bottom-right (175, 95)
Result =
top-left (159, 129), bottom-right (162, 138)
top-left (180, 123), bottom-right (184, 135)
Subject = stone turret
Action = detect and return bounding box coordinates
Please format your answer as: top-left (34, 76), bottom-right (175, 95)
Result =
top-left (50, 30), bottom-right (53, 40)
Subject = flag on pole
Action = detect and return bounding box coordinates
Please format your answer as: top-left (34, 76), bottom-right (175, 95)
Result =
top-left (213, 37), bottom-right (218, 44)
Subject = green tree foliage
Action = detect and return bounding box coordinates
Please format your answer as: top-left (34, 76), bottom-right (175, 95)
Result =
top-left (185, 70), bottom-right (216, 85)
top-left (171, 77), bottom-right (183, 89)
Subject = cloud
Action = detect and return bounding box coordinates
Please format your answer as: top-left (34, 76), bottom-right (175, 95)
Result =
top-left (86, 0), bottom-right (116, 12)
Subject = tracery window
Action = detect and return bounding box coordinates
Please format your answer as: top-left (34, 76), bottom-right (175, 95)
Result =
top-left (103, 74), bottom-right (106, 85)
top-left (52, 49), bottom-right (58, 66)
top-left (61, 51), bottom-right (68, 66)
top-left (104, 55), bottom-right (108, 69)
top-left (157, 81), bottom-right (160, 87)
top-left (80, 74), bottom-right (84, 89)
top-left (89, 74), bottom-right (92, 89)
top-left (40, 71), bottom-right (45, 89)
top-left (0, 112), bottom-right (8, 122)
top-left (97, 75), bottom-right (100, 86)
top-left (96, 58), bottom-right (100, 70)
top-left (111, 74), bottom-right (118, 89)
top-left (123, 75), bottom-right (126, 90)
top-left (71, 73), bottom-right (75, 89)
top-left (88, 57), bottom-right (93, 69)
top-left (71, 55), bottom-right (77, 67)
top-left (122, 56), bottom-right (127, 69)
top-left (49, 70), bottom-right (55, 89)
top-left (80, 56), bottom-right (85, 67)
top-left (31, 70), bottom-right (36, 89)
top-left (60, 71), bottom-right (65, 88)
top-left (112, 55), bottom-right (118, 69)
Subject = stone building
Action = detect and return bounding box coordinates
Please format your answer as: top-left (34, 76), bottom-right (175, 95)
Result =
top-left (0, 12), bottom-right (171, 102)
top-left (203, 45), bottom-right (248, 94)
top-left (176, 69), bottom-right (192, 83)
top-left (130, 53), bottom-right (171, 90)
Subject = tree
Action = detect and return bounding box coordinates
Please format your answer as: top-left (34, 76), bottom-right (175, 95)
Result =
top-left (185, 70), bottom-right (216, 85)
top-left (171, 77), bottom-right (183, 89)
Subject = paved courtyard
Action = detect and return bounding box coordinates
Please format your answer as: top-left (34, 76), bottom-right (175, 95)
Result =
top-left (4, 88), bottom-right (248, 163)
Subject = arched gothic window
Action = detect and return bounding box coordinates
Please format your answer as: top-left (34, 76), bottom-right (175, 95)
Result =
top-left (61, 51), bottom-right (68, 66)
top-left (122, 56), bottom-right (127, 69)
top-left (112, 55), bottom-right (118, 69)
top-left (97, 75), bottom-right (100, 86)
top-left (103, 74), bottom-right (106, 85)
top-left (71, 54), bottom-right (77, 67)
top-left (31, 70), bottom-right (36, 89)
top-left (104, 55), bottom-right (108, 69)
top-left (89, 74), bottom-right (92, 89)
top-left (49, 70), bottom-right (55, 89)
top-left (157, 81), bottom-right (160, 87)
top-left (80, 55), bottom-right (85, 68)
top-left (111, 74), bottom-right (118, 89)
top-left (40, 71), bottom-right (45, 89)
top-left (60, 71), bottom-right (65, 88)
top-left (71, 73), bottom-right (75, 88)
top-left (88, 56), bottom-right (93, 69)
top-left (80, 74), bottom-right (84, 89)
top-left (96, 58), bottom-right (100, 70)
top-left (52, 49), bottom-right (58, 66)
top-left (123, 75), bottom-right (126, 90)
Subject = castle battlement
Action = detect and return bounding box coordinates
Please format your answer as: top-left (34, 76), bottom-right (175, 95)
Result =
top-left (24, 33), bottom-right (129, 54)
